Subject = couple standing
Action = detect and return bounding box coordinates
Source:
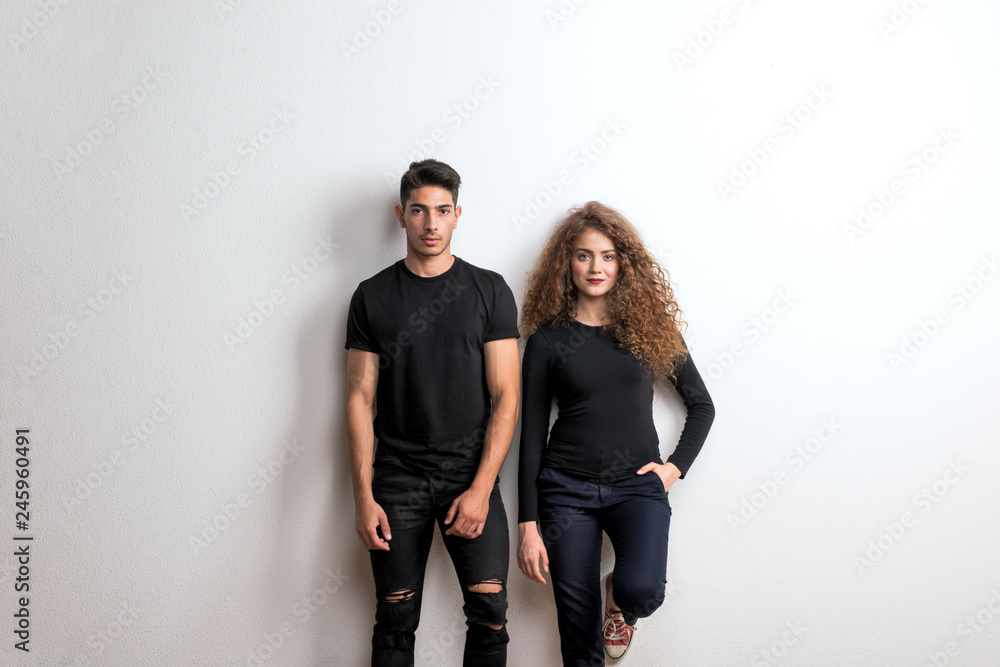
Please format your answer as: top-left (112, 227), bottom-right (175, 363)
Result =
top-left (344, 159), bottom-right (715, 667)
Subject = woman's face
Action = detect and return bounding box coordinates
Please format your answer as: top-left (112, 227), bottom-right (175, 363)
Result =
top-left (570, 228), bottom-right (619, 299)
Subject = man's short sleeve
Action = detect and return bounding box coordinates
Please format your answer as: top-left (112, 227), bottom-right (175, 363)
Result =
top-left (485, 277), bottom-right (520, 342)
top-left (345, 287), bottom-right (377, 352)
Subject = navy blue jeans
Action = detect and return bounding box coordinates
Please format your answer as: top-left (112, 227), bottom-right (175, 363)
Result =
top-left (369, 463), bottom-right (509, 667)
top-left (537, 466), bottom-right (672, 666)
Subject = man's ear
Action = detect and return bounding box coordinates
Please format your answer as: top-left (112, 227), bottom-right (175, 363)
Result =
top-left (454, 204), bottom-right (462, 227)
top-left (395, 204), bottom-right (405, 227)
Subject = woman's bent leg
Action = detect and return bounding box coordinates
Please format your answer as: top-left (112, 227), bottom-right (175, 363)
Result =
top-left (602, 474), bottom-right (672, 627)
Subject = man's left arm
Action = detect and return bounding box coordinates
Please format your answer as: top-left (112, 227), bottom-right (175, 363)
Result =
top-left (444, 337), bottom-right (520, 538)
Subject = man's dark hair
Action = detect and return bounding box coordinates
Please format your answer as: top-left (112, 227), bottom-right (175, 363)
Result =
top-left (399, 159), bottom-right (461, 207)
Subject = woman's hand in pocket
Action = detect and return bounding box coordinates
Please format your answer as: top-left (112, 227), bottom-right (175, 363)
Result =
top-left (637, 461), bottom-right (681, 493)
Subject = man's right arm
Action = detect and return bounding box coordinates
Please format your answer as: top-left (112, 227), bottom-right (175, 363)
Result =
top-left (345, 348), bottom-right (391, 550)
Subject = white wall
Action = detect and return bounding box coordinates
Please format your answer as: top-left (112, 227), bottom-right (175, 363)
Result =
top-left (2, 1), bottom-right (999, 665)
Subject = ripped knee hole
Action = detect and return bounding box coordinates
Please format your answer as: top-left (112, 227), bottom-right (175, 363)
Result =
top-left (466, 578), bottom-right (504, 594)
top-left (383, 589), bottom-right (416, 604)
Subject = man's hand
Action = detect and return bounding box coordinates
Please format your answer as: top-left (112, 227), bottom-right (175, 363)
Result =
top-left (517, 521), bottom-right (549, 584)
top-left (637, 461), bottom-right (682, 493)
top-left (356, 497), bottom-right (391, 551)
top-left (443, 485), bottom-right (490, 538)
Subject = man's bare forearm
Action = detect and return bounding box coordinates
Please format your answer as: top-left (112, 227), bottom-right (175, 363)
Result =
top-left (469, 391), bottom-right (518, 494)
top-left (345, 395), bottom-right (376, 503)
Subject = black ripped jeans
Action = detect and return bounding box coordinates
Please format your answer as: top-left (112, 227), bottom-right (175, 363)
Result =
top-left (369, 462), bottom-right (509, 667)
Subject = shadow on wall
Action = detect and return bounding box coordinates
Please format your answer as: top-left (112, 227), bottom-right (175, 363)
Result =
top-left (256, 191), bottom-right (403, 665)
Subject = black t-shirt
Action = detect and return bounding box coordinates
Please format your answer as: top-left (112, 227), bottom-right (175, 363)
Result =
top-left (345, 256), bottom-right (520, 481)
top-left (517, 321), bottom-right (715, 522)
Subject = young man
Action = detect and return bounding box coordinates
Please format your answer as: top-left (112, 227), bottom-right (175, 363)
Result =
top-left (344, 159), bottom-right (520, 666)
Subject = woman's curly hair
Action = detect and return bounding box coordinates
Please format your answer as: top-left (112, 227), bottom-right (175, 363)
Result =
top-left (520, 201), bottom-right (689, 385)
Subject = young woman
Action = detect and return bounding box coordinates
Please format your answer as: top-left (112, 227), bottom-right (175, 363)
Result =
top-left (516, 201), bottom-right (715, 665)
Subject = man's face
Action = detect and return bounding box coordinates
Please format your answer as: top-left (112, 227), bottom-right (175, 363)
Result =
top-left (395, 186), bottom-right (461, 258)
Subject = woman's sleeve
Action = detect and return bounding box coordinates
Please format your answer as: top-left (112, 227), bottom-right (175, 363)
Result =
top-left (517, 330), bottom-right (554, 523)
top-left (664, 340), bottom-right (716, 478)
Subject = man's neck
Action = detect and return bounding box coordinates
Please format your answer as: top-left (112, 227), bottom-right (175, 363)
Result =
top-left (403, 251), bottom-right (455, 278)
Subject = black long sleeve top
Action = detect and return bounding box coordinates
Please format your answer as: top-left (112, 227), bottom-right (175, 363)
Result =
top-left (517, 321), bottom-right (716, 523)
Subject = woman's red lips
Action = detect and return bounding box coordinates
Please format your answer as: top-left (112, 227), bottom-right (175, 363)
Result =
top-left (587, 279), bottom-right (604, 284)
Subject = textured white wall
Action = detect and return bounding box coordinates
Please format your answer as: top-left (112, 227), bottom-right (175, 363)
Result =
top-left (2, 1), bottom-right (999, 665)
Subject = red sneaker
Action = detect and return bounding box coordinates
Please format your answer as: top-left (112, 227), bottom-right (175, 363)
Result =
top-left (603, 573), bottom-right (635, 659)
